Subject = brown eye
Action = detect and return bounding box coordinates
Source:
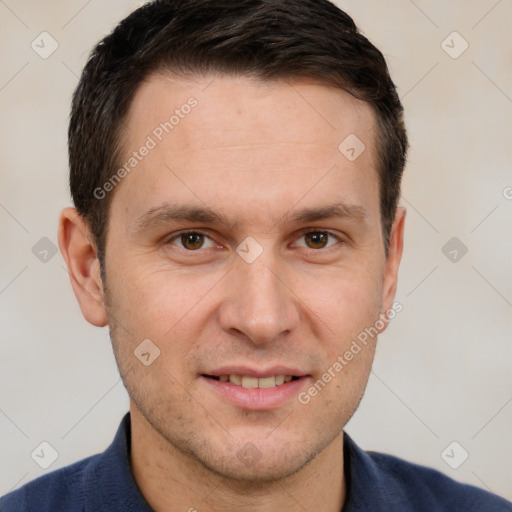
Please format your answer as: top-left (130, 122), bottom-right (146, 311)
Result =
top-left (304, 231), bottom-right (330, 249)
top-left (180, 232), bottom-right (205, 250)
top-left (165, 230), bottom-right (218, 254)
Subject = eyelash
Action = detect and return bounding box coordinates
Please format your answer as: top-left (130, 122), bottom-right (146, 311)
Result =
top-left (164, 228), bottom-right (344, 253)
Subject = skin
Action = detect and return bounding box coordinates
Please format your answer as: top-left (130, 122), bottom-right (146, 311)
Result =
top-left (59, 73), bottom-right (405, 512)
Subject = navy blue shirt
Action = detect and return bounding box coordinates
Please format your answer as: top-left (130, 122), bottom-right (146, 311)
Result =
top-left (1, 413), bottom-right (510, 511)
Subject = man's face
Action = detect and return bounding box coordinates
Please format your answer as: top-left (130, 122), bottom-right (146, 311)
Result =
top-left (102, 73), bottom-right (401, 481)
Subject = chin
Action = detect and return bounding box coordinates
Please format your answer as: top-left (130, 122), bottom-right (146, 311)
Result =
top-left (197, 445), bottom-right (316, 484)
top-left (187, 426), bottom-right (335, 485)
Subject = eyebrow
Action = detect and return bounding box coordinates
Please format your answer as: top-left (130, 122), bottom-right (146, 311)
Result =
top-left (134, 201), bottom-right (367, 233)
top-left (285, 202), bottom-right (367, 224)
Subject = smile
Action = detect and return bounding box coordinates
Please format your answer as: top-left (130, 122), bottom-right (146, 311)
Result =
top-left (204, 374), bottom-right (298, 388)
top-left (201, 372), bottom-right (310, 410)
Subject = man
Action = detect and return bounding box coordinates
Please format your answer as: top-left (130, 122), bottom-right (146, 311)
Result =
top-left (1, 0), bottom-right (510, 510)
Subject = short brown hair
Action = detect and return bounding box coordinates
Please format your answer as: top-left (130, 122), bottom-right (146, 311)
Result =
top-left (69, 0), bottom-right (408, 269)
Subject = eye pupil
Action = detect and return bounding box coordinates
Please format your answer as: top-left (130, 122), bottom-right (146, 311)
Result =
top-left (305, 232), bottom-right (328, 249)
top-left (181, 232), bottom-right (204, 250)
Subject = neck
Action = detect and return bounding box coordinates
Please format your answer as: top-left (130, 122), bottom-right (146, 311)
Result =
top-left (129, 407), bottom-right (346, 512)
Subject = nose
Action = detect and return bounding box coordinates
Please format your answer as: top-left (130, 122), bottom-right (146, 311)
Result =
top-left (218, 249), bottom-right (300, 346)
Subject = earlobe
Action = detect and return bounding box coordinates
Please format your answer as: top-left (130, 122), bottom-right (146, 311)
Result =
top-left (378, 206), bottom-right (406, 333)
top-left (58, 207), bottom-right (108, 327)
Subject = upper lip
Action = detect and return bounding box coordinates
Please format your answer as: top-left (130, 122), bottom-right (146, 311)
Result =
top-left (202, 365), bottom-right (309, 378)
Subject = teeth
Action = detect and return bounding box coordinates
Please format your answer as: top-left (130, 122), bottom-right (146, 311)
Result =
top-left (229, 374), bottom-right (241, 385)
top-left (241, 376), bottom-right (259, 388)
top-left (221, 375), bottom-right (295, 388)
top-left (258, 376), bottom-right (276, 388)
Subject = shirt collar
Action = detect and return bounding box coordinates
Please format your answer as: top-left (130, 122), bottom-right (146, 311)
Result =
top-left (342, 431), bottom-right (408, 511)
top-left (84, 412), bottom-right (153, 512)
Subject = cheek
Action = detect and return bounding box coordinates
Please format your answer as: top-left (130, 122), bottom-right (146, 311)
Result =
top-left (110, 251), bottom-right (382, 328)
top-left (303, 267), bottom-right (383, 339)
top-left (107, 263), bottom-right (221, 348)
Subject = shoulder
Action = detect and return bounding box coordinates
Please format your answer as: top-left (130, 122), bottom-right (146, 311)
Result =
top-left (0, 414), bottom-right (151, 512)
top-left (0, 454), bottom-right (100, 512)
top-left (344, 433), bottom-right (512, 511)
top-left (370, 450), bottom-right (511, 511)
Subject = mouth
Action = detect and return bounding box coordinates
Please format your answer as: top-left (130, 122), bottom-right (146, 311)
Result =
top-left (200, 369), bottom-right (310, 410)
top-left (202, 374), bottom-right (300, 389)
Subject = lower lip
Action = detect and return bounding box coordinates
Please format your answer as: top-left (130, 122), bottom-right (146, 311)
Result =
top-left (200, 376), bottom-right (310, 410)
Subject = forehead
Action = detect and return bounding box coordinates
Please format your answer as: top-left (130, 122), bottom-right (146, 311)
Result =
top-left (123, 72), bottom-right (376, 154)
top-left (112, 72), bottom-right (380, 229)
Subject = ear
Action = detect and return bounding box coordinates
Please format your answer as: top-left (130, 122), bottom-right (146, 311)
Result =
top-left (378, 206), bottom-right (406, 333)
top-left (58, 207), bottom-right (108, 327)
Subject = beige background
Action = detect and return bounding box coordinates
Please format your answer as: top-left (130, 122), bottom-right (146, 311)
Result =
top-left (1, 0), bottom-right (511, 501)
